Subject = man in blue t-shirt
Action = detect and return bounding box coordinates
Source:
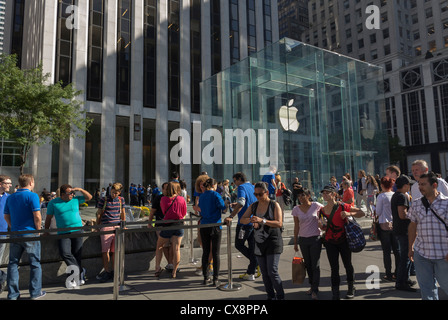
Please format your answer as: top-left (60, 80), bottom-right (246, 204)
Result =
top-left (129, 183), bottom-right (138, 206)
top-left (0, 175), bottom-right (11, 293)
top-left (224, 172), bottom-right (259, 280)
top-left (3, 174), bottom-right (45, 300)
top-left (262, 166), bottom-right (277, 200)
top-left (45, 184), bottom-right (92, 289)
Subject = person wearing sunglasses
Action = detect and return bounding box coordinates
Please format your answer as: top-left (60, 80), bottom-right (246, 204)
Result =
top-left (240, 182), bottom-right (284, 300)
top-left (318, 185), bottom-right (365, 300)
top-left (45, 184), bottom-right (92, 289)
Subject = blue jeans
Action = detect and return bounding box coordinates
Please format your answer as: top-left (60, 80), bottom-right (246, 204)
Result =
top-left (414, 250), bottom-right (448, 300)
top-left (235, 224), bottom-right (257, 275)
top-left (395, 234), bottom-right (411, 287)
top-left (7, 235), bottom-right (42, 300)
top-left (58, 236), bottom-right (83, 280)
top-left (256, 253), bottom-right (284, 300)
top-left (0, 236), bottom-right (7, 284)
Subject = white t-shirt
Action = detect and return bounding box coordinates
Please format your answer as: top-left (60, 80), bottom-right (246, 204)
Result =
top-left (375, 191), bottom-right (394, 224)
top-left (411, 178), bottom-right (448, 202)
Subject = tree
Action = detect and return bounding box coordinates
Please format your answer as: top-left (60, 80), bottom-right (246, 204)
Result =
top-left (388, 134), bottom-right (406, 166)
top-left (0, 54), bottom-right (93, 174)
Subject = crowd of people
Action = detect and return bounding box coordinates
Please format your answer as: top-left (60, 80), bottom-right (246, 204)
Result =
top-left (0, 159), bottom-right (447, 300)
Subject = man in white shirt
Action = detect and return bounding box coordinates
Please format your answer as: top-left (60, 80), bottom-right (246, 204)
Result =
top-left (410, 160), bottom-right (448, 202)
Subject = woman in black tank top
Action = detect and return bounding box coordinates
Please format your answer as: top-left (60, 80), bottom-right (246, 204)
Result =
top-left (240, 182), bottom-right (284, 300)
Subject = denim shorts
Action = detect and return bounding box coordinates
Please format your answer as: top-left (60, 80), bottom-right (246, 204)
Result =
top-left (160, 228), bottom-right (184, 239)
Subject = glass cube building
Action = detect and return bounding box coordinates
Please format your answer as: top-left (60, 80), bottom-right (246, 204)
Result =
top-left (200, 38), bottom-right (389, 195)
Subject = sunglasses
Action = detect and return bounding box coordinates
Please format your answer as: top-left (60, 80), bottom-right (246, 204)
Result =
top-left (65, 191), bottom-right (75, 196)
top-left (253, 192), bottom-right (266, 197)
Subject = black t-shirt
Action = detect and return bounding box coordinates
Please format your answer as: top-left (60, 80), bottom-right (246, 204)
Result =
top-left (292, 182), bottom-right (302, 195)
top-left (391, 191), bottom-right (410, 235)
top-left (151, 194), bottom-right (164, 220)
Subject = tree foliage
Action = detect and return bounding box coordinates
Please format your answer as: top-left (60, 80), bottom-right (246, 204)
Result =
top-left (0, 54), bottom-right (92, 174)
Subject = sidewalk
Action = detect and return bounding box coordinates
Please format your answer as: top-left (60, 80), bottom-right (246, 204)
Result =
top-left (10, 237), bottom-right (436, 302)
top-left (1, 206), bottom-right (446, 302)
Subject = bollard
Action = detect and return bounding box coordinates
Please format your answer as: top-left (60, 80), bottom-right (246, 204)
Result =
top-left (218, 220), bottom-right (242, 291)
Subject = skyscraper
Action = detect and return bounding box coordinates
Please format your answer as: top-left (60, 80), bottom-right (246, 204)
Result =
top-left (303, 0), bottom-right (448, 177)
top-left (0, 0), bottom-right (5, 53)
top-left (2, 0), bottom-right (280, 195)
top-left (278, 0), bottom-right (309, 41)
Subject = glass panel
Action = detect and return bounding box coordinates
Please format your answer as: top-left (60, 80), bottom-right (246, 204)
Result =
top-left (201, 38), bottom-right (389, 196)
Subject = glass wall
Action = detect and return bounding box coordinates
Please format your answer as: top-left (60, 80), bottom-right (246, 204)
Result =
top-left (200, 38), bottom-right (389, 195)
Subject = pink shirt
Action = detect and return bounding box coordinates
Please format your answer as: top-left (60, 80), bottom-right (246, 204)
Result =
top-left (291, 202), bottom-right (323, 238)
top-left (160, 195), bottom-right (187, 221)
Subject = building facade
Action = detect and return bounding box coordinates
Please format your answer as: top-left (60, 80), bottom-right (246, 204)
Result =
top-left (278, 0), bottom-right (309, 41)
top-left (302, 0), bottom-right (448, 178)
top-left (2, 0), bottom-right (280, 196)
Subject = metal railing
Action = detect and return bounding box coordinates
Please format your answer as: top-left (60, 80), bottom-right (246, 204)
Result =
top-left (0, 214), bottom-right (243, 300)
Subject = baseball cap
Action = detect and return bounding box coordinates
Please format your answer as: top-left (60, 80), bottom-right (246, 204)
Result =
top-left (395, 175), bottom-right (412, 189)
top-left (320, 185), bottom-right (337, 193)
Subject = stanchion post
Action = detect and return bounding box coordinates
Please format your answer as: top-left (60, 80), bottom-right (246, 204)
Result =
top-left (113, 220), bottom-right (130, 300)
top-left (189, 214), bottom-right (194, 263)
top-left (113, 226), bottom-right (121, 300)
top-left (119, 220), bottom-right (127, 288)
top-left (218, 220), bottom-right (242, 291)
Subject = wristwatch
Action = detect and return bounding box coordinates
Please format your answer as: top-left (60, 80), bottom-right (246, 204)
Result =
top-left (262, 218), bottom-right (267, 225)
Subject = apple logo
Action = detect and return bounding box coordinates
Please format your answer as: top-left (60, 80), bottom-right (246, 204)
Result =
top-left (360, 112), bottom-right (376, 140)
top-left (279, 99), bottom-right (299, 132)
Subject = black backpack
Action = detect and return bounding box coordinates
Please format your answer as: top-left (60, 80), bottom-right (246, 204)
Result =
top-left (282, 188), bottom-right (292, 206)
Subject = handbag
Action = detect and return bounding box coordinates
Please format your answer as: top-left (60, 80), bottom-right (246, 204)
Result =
top-left (292, 252), bottom-right (306, 285)
top-left (345, 216), bottom-right (366, 252)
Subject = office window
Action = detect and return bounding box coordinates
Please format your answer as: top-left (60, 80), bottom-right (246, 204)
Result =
top-left (263, 0), bottom-right (272, 46)
top-left (55, 0), bottom-right (75, 86)
top-left (229, 0), bottom-right (239, 64)
top-left (247, 0), bottom-right (256, 55)
top-left (168, 0), bottom-right (180, 110)
top-left (191, 0), bottom-right (201, 113)
top-left (87, 0), bottom-right (105, 102)
top-left (428, 40), bottom-right (436, 52)
top-left (11, 0), bottom-right (25, 68)
top-left (211, 0), bottom-right (221, 74)
top-left (144, 0), bottom-right (157, 108)
top-left (116, 0), bottom-right (132, 105)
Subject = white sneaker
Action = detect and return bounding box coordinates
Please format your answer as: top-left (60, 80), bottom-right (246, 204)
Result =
top-left (240, 274), bottom-right (255, 281)
top-left (80, 268), bottom-right (86, 285)
top-left (66, 279), bottom-right (80, 290)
